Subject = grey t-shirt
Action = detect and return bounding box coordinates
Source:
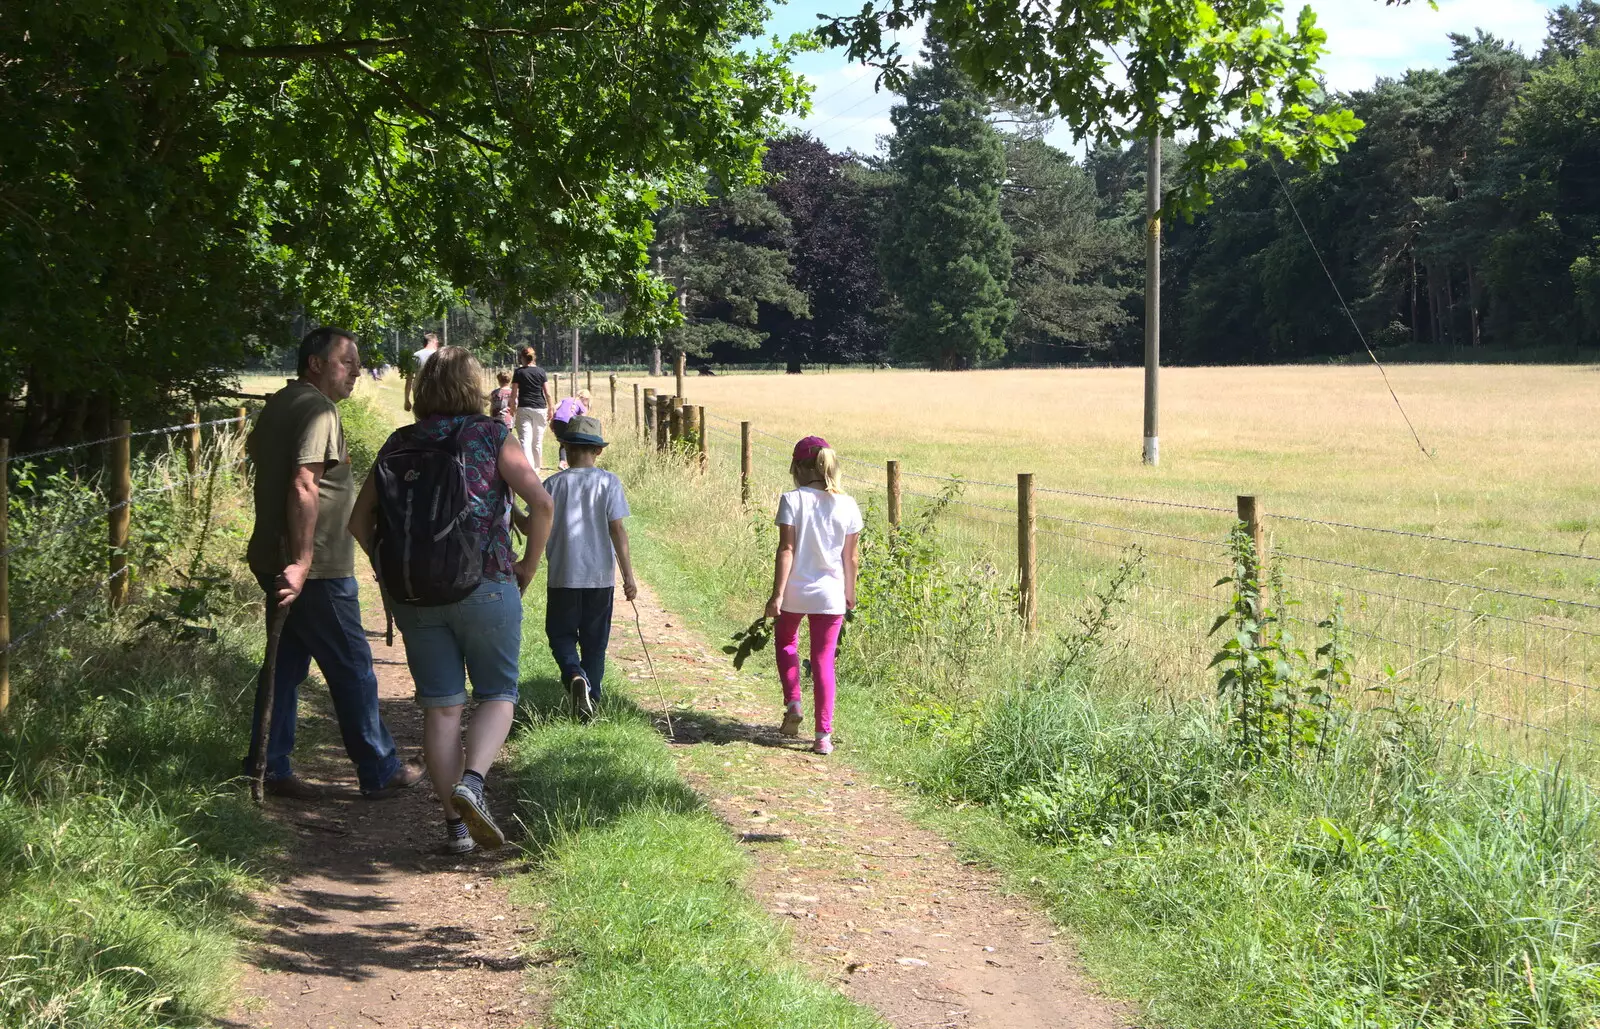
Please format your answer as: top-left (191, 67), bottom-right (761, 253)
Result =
top-left (543, 467), bottom-right (630, 589)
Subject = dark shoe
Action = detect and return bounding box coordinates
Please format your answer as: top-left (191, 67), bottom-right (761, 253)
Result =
top-left (361, 756), bottom-right (425, 800)
top-left (568, 673), bottom-right (594, 723)
top-left (263, 774), bottom-right (325, 801)
top-left (451, 782), bottom-right (507, 849)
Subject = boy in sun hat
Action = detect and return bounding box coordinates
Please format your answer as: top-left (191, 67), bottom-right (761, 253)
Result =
top-left (541, 415), bottom-right (638, 720)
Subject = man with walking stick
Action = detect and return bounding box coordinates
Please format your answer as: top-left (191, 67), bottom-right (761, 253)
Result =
top-left (245, 327), bottom-right (423, 801)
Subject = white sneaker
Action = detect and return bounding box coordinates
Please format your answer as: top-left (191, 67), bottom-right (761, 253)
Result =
top-left (568, 673), bottom-right (595, 722)
top-left (813, 733), bottom-right (833, 756)
top-left (444, 831), bottom-right (477, 855)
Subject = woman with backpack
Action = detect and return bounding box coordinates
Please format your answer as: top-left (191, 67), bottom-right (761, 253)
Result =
top-left (348, 347), bottom-right (554, 853)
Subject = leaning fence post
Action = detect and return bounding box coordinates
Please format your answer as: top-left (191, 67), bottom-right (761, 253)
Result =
top-left (740, 421), bottom-right (752, 504)
top-left (655, 395), bottom-right (671, 451)
top-left (610, 373), bottom-right (617, 418)
top-left (887, 460), bottom-right (902, 528)
top-left (695, 406), bottom-right (707, 473)
top-left (109, 419), bottom-right (132, 610)
top-left (668, 401), bottom-right (681, 450)
top-left (1237, 495), bottom-right (1266, 641)
top-left (186, 407), bottom-right (201, 503)
top-left (0, 438), bottom-right (9, 718)
top-left (1018, 473), bottom-right (1036, 631)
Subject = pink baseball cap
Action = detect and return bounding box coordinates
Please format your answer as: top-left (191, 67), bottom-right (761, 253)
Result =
top-left (792, 435), bottom-right (830, 462)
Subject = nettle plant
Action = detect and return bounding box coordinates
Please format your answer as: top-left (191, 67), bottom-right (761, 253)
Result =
top-left (1209, 525), bottom-right (1355, 764)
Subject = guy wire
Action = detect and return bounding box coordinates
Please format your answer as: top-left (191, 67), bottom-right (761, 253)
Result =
top-left (1268, 155), bottom-right (1431, 459)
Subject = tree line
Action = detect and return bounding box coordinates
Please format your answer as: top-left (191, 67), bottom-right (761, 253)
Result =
top-left (601, 8), bottom-right (1600, 371)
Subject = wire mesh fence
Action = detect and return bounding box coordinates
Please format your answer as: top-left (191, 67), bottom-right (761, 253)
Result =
top-left (618, 393), bottom-right (1600, 772)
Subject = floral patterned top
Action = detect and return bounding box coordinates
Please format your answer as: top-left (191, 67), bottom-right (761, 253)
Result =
top-left (378, 415), bottom-right (515, 583)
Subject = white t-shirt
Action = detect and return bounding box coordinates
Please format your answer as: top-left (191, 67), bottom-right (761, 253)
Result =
top-left (775, 487), bottom-right (863, 615)
top-left (544, 467), bottom-right (630, 589)
top-left (413, 347), bottom-right (435, 372)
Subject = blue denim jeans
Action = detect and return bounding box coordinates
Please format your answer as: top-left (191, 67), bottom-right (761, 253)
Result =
top-left (546, 587), bottom-right (614, 701)
top-left (389, 580), bottom-right (523, 708)
top-left (249, 576), bottom-right (401, 792)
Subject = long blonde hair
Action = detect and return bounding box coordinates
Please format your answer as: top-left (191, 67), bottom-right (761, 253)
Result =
top-left (791, 447), bottom-right (842, 494)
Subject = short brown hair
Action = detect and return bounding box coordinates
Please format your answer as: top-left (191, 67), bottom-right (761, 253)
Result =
top-left (519, 346), bottom-right (536, 365)
top-left (413, 346), bottom-right (487, 418)
top-left (496, 370), bottom-right (512, 386)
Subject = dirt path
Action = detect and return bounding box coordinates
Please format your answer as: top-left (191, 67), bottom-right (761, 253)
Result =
top-left (221, 592), bottom-right (537, 1029)
top-left (607, 582), bottom-right (1132, 1029)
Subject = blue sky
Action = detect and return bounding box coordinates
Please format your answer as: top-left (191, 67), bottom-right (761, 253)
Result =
top-left (765, 0), bottom-right (1560, 155)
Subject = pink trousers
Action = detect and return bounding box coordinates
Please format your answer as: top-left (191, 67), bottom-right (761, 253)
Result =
top-left (775, 611), bottom-right (845, 735)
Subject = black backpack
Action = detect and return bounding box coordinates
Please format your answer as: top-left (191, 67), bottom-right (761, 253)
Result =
top-left (371, 417), bottom-right (487, 606)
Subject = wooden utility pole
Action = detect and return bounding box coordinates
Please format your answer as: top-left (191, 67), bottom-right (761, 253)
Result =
top-left (887, 460), bottom-right (902, 528)
top-left (1143, 133), bottom-right (1161, 467)
top-left (740, 422), bottom-right (752, 505)
top-left (1018, 473), bottom-right (1037, 631)
top-left (108, 419), bottom-right (132, 609)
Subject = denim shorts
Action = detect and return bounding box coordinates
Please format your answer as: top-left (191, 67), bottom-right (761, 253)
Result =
top-left (389, 580), bottom-right (522, 708)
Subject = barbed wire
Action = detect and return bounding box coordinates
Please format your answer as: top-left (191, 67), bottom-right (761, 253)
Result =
top-left (1276, 550), bottom-right (1600, 614)
top-left (1038, 511), bottom-right (1225, 549)
top-left (2, 567), bottom-right (129, 655)
top-left (1273, 511), bottom-right (1600, 564)
top-left (1035, 525), bottom-right (1221, 570)
top-left (5, 416), bottom-right (243, 465)
top-left (1276, 569), bottom-right (1600, 642)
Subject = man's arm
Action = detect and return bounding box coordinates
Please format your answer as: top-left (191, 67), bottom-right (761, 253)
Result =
top-left (609, 520), bottom-right (638, 601)
top-left (280, 462), bottom-right (326, 606)
top-left (403, 373), bottom-right (414, 412)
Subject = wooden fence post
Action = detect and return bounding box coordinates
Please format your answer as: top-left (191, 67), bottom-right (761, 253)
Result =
top-left (740, 421), bottom-right (752, 504)
top-left (643, 387), bottom-right (656, 440)
top-left (186, 407), bottom-right (201, 503)
top-left (236, 406), bottom-right (248, 434)
top-left (552, 371), bottom-right (560, 401)
top-left (610, 373), bottom-right (617, 418)
top-left (655, 395), bottom-right (671, 451)
top-left (668, 401), bottom-right (682, 451)
top-left (887, 460), bottom-right (902, 528)
top-left (0, 438), bottom-right (9, 718)
top-left (1018, 473), bottom-right (1036, 631)
top-left (1237, 495), bottom-right (1266, 639)
top-left (109, 419), bottom-right (132, 610)
top-left (586, 368), bottom-right (593, 393)
top-left (633, 384), bottom-right (642, 434)
top-left (675, 351), bottom-right (686, 401)
top-left (695, 406), bottom-right (707, 473)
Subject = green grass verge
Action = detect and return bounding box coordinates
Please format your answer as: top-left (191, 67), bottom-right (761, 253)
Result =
top-left (602, 436), bottom-right (1600, 1029)
top-left (504, 589), bottom-right (885, 1029)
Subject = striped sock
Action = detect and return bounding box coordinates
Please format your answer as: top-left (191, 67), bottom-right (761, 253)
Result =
top-left (461, 769), bottom-right (486, 798)
top-left (447, 818), bottom-right (469, 840)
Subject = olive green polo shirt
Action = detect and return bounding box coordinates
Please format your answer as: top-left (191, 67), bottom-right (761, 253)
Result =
top-left (246, 380), bottom-right (357, 581)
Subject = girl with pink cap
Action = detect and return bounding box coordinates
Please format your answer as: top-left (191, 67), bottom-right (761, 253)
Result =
top-left (764, 436), bottom-right (862, 754)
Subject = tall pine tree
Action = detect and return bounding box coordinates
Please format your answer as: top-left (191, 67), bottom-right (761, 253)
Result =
top-left (881, 45), bottom-right (1013, 369)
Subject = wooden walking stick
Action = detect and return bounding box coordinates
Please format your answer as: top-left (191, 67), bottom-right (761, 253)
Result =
top-left (250, 597), bottom-right (291, 803)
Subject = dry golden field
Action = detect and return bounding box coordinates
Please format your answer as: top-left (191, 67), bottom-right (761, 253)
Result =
top-left (612, 364), bottom-right (1600, 760)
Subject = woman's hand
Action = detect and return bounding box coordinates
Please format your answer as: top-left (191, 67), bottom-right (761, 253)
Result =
top-left (764, 594), bottom-right (781, 620)
top-left (514, 556), bottom-right (540, 594)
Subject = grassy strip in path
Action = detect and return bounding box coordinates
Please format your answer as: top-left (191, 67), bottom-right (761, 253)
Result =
top-left (504, 595), bottom-right (886, 1029)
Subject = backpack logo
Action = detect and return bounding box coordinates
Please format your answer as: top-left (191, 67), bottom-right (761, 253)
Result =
top-left (404, 469), bottom-right (420, 482)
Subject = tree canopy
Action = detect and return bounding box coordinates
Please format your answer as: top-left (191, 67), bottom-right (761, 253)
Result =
top-left (2, 0), bottom-right (807, 437)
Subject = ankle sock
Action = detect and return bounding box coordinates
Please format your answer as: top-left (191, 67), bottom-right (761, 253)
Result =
top-left (447, 818), bottom-right (469, 840)
top-left (461, 769), bottom-right (486, 797)
top-left (786, 701), bottom-right (802, 715)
